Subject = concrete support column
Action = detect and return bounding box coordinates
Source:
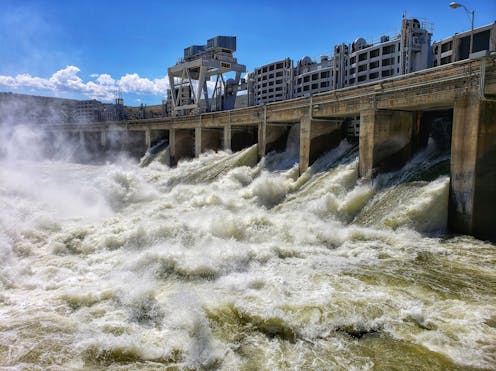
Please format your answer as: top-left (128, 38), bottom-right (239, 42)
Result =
top-left (257, 121), bottom-right (266, 160)
top-left (358, 109), bottom-right (414, 178)
top-left (169, 128), bottom-right (176, 165)
top-left (223, 125), bottom-right (232, 151)
top-left (145, 128), bottom-right (151, 149)
top-left (195, 127), bottom-right (202, 157)
top-left (300, 115), bottom-right (311, 174)
top-left (79, 131), bottom-right (85, 148)
top-left (299, 115), bottom-right (343, 174)
top-left (449, 94), bottom-right (496, 241)
top-left (123, 128), bottom-right (129, 150)
top-left (100, 130), bottom-right (106, 148)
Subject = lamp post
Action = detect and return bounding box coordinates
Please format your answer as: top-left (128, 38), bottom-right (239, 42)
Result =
top-left (449, 2), bottom-right (475, 57)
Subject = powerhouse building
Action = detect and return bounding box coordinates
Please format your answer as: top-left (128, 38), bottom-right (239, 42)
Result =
top-left (339, 18), bottom-right (432, 88)
top-left (251, 58), bottom-right (293, 105)
top-left (432, 23), bottom-right (496, 66)
top-left (251, 17), bottom-right (432, 105)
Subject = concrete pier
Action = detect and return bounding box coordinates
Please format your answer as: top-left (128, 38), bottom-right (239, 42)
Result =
top-left (449, 93), bottom-right (496, 241)
top-left (145, 128), bottom-right (151, 149)
top-left (79, 131), bottom-right (85, 149)
top-left (223, 125), bottom-right (231, 151)
top-left (358, 109), bottom-right (414, 178)
top-left (299, 115), bottom-right (343, 174)
top-left (101, 130), bottom-right (107, 148)
top-left (258, 123), bottom-right (292, 159)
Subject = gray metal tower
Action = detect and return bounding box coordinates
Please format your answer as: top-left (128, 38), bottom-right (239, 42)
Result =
top-left (168, 36), bottom-right (246, 116)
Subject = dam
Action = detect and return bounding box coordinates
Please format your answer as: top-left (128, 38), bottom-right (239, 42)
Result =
top-left (49, 56), bottom-right (496, 242)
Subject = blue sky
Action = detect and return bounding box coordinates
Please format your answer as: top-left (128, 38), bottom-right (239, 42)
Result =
top-left (0, 0), bottom-right (494, 105)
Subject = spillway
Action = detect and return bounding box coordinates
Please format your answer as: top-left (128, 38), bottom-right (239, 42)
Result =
top-left (0, 134), bottom-right (494, 370)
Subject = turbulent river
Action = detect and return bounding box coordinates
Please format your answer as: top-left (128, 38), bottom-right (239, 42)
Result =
top-left (0, 129), bottom-right (495, 370)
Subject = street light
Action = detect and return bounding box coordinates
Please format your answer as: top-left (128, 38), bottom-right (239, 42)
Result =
top-left (449, 2), bottom-right (475, 57)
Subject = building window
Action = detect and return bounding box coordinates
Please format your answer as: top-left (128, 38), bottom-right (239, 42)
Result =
top-left (304, 76), bottom-right (310, 83)
top-left (369, 61), bottom-right (379, 69)
top-left (321, 81), bottom-right (329, 88)
top-left (358, 53), bottom-right (367, 62)
top-left (349, 78), bottom-right (355, 84)
top-left (312, 74), bottom-right (318, 81)
top-left (358, 75), bottom-right (366, 82)
top-left (382, 45), bottom-right (395, 54)
top-left (358, 64), bottom-right (367, 72)
top-left (369, 72), bottom-right (379, 80)
top-left (382, 57), bottom-right (394, 66)
top-left (441, 56), bottom-right (452, 64)
top-left (312, 83), bottom-right (318, 89)
top-left (441, 41), bottom-right (452, 53)
top-left (276, 62), bottom-right (283, 69)
top-left (321, 71), bottom-right (330, 78)
top-left (370, 49), bottom-right (379, 58)
top-left (350, 56), bottom-right (356, 64)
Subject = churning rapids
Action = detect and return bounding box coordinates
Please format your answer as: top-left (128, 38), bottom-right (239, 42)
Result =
top-left (0, 127), bottom-right (495, 370)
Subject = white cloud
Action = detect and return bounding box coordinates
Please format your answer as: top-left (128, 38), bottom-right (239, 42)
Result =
top-left (0, 66), bottom-right (171, 101)
top-left (95, 74), bottom-right (115, 86)
top-left (0, 65), bottom-right (224, 102)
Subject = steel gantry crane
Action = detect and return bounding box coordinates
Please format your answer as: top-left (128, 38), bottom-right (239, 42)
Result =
top-left (167, 36), bottom-right (246, 116)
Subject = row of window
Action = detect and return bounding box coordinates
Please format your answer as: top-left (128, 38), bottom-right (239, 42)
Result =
top-left (346, 56), bottom-right (400, 75)
top-left (294, 81), bottom-right (331, 94)
top-left (348, 44), bottom-right (399, 65)
top-left (256, 71), bottom-right (286, 81)
top-left (258, 87), bottom-right (285, 94)
top-left (255, 62), bottom-right (288, 74)
top-left (295, 70), bottom-right (331, 84)
top-left (255, 79), bottom-right (286, 88)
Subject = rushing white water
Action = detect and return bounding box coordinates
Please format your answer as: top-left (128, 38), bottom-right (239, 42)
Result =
top-left (0, 132), bottom-right (495, 370)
